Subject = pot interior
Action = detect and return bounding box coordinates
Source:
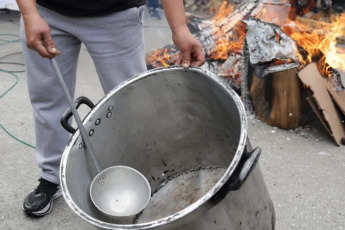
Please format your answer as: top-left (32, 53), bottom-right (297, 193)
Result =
top-left (61, 67), bottom-right (246, 226)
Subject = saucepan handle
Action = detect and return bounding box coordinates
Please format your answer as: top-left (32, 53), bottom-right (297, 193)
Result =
top-left (212, 145), bottom-right (261, 204)
top-left (60, 96), bottom-right (95, 134)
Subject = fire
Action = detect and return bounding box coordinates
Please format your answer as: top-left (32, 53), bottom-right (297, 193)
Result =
top-left (210, 1), bottom-right (345, 73)
top-left (271, 58), bottom-right (295, 66)
top-left (148, 48), bottom-right (178, 68)
top-left (211, 1), bottom-right (245, 60)
top-left (212, 1), bottom-right (234, 23)
top-left (318, 14), bottom-right (345, 73)
top-left (211, 21), bottom-right (246, 60)
top-left (256, 2), bottom-right (291, 27)
top-left (148, 0), bottom-right (345, 74)
top-left (283, 13), bottom-right (345, 73)
top-left (247, 1), bottom-right (345, 73)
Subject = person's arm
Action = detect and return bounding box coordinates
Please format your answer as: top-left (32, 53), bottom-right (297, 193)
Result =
top-left (16, 0), bottom-right (59, 57)
top-left (161, 0), bottom-right (205, 68)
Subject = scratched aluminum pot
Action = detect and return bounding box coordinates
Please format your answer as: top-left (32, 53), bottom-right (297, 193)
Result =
top-left (59, 66), bottom-right (275, 230)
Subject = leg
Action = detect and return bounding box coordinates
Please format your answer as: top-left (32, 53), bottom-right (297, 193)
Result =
top-left (20, 7), bottom-right (82, 185)
top-left (21, 5), bottom-right (82, 217)
top-left (76, 6), bottom-right (147, 93)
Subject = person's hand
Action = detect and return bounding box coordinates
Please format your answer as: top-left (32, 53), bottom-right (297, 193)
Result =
top-left (172, 26), bottom-right (205, 69)
top-left (22, 14), bottom-right (59, 58)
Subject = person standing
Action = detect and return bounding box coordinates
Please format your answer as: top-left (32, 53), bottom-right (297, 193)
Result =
top-left (148, 0), bottom-right (162, 19)
top-left (321, 0), bottom-right (345, 11)
top-left (332, 0), bottom-right (345, 11)
top-left (16, 0), bottom-right (205, 217)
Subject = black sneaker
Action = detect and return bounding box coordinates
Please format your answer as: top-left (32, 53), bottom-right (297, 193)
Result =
top-left (23, 178), bottom-right (62, 217)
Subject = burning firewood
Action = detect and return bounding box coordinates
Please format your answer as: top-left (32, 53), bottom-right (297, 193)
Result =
top-left (243, 19), bottom-right (299, 77)
top-left (242, 18), bottom-right (301, 123)
top-left (147, 0), bottom-right (345, 142)
top-left (243, 18), bottom-right (301, 129)
top-left (148, 0), bottom-right (268, 90)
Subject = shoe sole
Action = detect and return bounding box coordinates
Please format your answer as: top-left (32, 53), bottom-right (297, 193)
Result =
top-left (23, 188), bottom-right (62, 217)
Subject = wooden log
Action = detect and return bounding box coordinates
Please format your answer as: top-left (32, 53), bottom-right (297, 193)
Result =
top-left (268, 68), bottom-right (301, 129)
top-left (249, 67), bottom-right (302, 129)
top-left (249, 69), bottom-right (268, 119)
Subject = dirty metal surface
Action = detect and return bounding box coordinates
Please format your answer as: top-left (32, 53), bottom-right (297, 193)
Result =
top-left (136, 167), bottom-right (226, 223)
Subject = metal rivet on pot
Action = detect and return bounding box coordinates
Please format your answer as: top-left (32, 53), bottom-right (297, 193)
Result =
top-left (79, 143), bottom-right (83, 149)
top-left (95, 119), bottom-right (101, 125)
top-left (108, 106), bottom-right (114, 111)
top-left (106, 112), bottom-right (112, 118)
top-left (89, 129), bottom-right (94, 136)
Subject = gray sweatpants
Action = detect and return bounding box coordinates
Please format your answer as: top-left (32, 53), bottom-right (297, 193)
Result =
top-left (20, 5), bottom-right (147, 184)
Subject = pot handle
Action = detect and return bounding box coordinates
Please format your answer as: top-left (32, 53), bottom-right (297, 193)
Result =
top-left (60, 96), bottom-right (95, 134)
top-left (211, 146), bottom-right (261, 204)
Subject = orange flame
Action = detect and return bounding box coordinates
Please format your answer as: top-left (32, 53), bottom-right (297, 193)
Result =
top-left (283, 13), bottom-right (345, 73)
top-left (255, 2), bottom-right (345, 72)
top-left (211, 1), bottom-right (246, 60)
top-left (148, 48), bottom-right (178, 68)
top-left (148, 0), bottom-right (345, 74)
top-left (212, 1), bottom-right (234, 23)
top-left (211, 21), bottom-right (246, 60)
top-left (257, 2), bottom-right (291, 27)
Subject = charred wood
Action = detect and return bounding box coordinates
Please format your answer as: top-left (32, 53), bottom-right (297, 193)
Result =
top-left (249, 67), bottom-right (302, 129)
top-left (244, 19), bottom-right (300, 78)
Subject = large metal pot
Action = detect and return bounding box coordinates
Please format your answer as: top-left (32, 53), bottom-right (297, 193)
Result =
top-left (60, 66), bottom-right (275, 229)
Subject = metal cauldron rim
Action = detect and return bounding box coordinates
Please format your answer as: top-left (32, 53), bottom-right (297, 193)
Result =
top-left (59, 66), bottom-right (248, 229)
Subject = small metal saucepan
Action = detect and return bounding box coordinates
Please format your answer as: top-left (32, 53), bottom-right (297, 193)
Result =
top-left (49, 58), bottom-right (151, 218)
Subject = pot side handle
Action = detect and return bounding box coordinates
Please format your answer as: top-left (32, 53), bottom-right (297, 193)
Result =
top-left (211, 146), bottom-right (261, 204)
top-left (60, 96), bottom-right (95, 134)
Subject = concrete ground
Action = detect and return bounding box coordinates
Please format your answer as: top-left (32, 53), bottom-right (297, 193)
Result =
top-left (0, 6), bottom-right (344, 230)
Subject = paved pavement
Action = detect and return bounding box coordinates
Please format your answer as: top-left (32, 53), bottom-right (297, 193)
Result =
top-left (1, 6), bottom-right (345, 230)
